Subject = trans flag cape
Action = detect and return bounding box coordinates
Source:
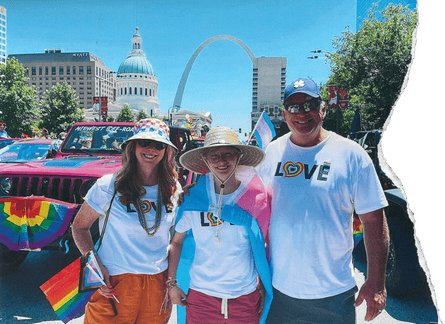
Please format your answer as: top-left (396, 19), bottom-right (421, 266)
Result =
top-left (0, 197), bottom-right (79, 251)
top-left (175, 166), bottom-right (272, 324)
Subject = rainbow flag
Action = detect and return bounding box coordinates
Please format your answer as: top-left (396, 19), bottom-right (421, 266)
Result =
top-left (253, 112), bottom-right (276, 149)
top-left (0, 197), bottom-right (78, 251)
top-left (353, 216), bottom-right (363, 247)
top-left (40, 257), bottom-right (95, 323)
top-left (79, 251), bottom-right (105, 292)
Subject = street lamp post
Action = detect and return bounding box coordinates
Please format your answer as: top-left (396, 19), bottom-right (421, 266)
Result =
top-left (308, 50), bottom-right (341, 133)
top-left (167, 105), bottom-right (180, 126)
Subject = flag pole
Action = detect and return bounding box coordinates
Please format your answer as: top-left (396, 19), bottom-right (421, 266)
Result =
top-left (248, 111), bottom-right (264, 144)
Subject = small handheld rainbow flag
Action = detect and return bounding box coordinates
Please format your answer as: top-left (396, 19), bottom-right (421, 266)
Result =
top-left (353, 216), bottom-right (363, 247)
top-left (40, 257), bottom-right (95, 323)
top-left (79, 251), bottom-right (104, 292)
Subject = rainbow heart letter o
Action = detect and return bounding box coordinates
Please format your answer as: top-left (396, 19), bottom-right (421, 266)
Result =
top-left (283, 162), bottom-right (303, 177)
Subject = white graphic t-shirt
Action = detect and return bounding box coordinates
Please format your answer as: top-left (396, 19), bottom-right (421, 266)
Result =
top-left (175, 180), bottom-right (258, 299)
top-left (258, 131), bottom-right (388, 299)
top-left (85, 173), bottom-right (177, 276)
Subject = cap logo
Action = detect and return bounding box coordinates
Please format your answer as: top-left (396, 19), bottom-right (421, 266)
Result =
top-left (293, 80), bottom-right (305, 89)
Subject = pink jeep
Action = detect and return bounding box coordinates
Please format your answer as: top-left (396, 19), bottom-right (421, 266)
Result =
top-left (0, 122), bottom-right (192, 273)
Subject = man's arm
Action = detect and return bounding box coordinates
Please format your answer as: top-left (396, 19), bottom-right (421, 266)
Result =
top-left (355, 208), bottom-right (389, 321)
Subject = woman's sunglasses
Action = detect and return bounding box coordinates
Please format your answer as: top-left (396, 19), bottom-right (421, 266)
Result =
top-left (136, 139), bottom-right (167, 151)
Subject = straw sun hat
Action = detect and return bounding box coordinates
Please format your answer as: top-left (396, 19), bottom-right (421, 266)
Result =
top-left (179, 127), bottom-right (265, 174)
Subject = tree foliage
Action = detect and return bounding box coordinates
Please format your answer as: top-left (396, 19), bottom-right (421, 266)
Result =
top-left (137, 110), bottom-right (149, 121)
top-left (39, 82), bottom-right (85, 135)
top-left (0, 58), bottom-right (39, 137)
top-left (325, 4), bottom-right (417, 131)
top-left (116, 104), bottom-right (135, 122)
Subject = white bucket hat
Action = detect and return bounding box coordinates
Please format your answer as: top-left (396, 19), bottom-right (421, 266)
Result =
top-left (179, 127), bottom-right (265, 174)
top-left (122, 118), bottom-right (178, 151)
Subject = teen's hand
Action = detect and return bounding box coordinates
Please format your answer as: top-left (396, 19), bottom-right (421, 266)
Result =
top-left (177, 183), bottom-right (196, 206)
top-left (168, 286), bottom-right (187, 306)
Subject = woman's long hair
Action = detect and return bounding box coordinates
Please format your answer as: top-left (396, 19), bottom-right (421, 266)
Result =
top-left (115, 140), bottom-right (178, 209)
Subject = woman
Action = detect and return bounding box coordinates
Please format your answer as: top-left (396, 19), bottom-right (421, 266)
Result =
top-left (168, 127), bottom-right (273, 324)
top-left (72, 118), bottom-right (180, 324)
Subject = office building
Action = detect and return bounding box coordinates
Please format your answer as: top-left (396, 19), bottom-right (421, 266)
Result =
top-left (9, 49), bottom-right (114, 110)
top-left (251, 56), bottom-right (287, 132)
top-left (0, 6), bottom-right (6, 65)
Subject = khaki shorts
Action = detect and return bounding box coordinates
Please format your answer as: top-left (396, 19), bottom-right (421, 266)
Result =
top-left (84, 271), bottom-right (171, 324)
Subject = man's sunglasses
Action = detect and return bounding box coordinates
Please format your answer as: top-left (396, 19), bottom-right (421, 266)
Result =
top-left (136, 139), bottom-right (167, 150)
top-left (284, 99), bottom-right (321, 114)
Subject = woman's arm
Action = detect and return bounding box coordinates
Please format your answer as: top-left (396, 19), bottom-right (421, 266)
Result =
top-left (72, 202), bottom-right (100, 254)
top-left (168, 231), bottom-right (187, 306)
top-left (72, 202), bottom-right (115, 299)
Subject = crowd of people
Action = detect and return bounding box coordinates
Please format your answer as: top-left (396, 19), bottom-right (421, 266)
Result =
top-left (71, 78), bottom-right (389, 324)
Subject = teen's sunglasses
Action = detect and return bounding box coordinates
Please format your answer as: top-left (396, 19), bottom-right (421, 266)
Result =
top-left (284, 99), bottom-right (321, 114)
top-left (136, 139), bottom-right (167, 151)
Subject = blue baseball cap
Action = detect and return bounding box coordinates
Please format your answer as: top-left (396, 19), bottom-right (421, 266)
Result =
top-left (284, 78), bottom-right (321, 103)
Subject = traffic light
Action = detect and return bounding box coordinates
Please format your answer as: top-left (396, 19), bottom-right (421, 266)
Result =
top-left (239, 128), bottom-right (242, 133)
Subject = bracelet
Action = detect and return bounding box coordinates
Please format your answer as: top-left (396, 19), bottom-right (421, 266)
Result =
top-left (166, 278), bottom-right (178, 289)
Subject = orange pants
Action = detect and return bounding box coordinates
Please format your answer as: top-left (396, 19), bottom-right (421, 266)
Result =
top-left (84, 271), bottom-right (171, 324)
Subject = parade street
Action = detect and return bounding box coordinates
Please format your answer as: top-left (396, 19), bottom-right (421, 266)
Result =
top-left (0, 249), bottom-right (439, 324)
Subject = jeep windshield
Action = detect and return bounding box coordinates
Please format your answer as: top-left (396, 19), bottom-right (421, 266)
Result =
top-left (61, 124), bottom-right (134, 154)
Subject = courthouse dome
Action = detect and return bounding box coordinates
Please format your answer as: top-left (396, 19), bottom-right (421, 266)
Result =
top-left (118, 56), bottom-right (156, 75)
top-left (117, 27), bottom-right (156, 76)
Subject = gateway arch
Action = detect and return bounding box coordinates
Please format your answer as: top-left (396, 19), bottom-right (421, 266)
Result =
top-left (172, 35), bottom-right (256, 111)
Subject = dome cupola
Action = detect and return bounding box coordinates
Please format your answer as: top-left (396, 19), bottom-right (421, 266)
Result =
top-left (117, 27), bottom-right (156, 76)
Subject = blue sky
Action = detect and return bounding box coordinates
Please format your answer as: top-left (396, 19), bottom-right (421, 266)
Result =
top-left (3, 0), bottom-right (356, 140)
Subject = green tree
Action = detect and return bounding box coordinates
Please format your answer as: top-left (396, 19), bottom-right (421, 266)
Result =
top-left (137, 110), bottom-right (149, 121)
top-left (39, 82), bottom-right (85, 135)
top-left (326, 4), bottom-right (417, 131)
top-left (116, 104), bottom-right (135, 122)
top-left (0, 58), bottom-right (39, 137)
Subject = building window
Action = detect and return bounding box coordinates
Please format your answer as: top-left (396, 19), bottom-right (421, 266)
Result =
top-left (134, 87), bottom-right (137, 95)
top-left (67, 66), bottom-right (70, 75)
top-left (79, 66), bottom-right (84, 75)
top-left (59, 66), bottom-right (63, 75)
top-left (39, 67), bottom-right (42, 75)
top-left (52, 67), bottom-right (56, 75)
top-left (129, 87), bottom-right (132, 95)
top-left (125, 88), bottom-right (127, 95)
top-left (73, 66), bottom-right (76, 75)
top-left (87, 66), bottom-right (91, 74)
top-left (145, 88), bottom-right (147, 96)
top-left (32, 67), bottom-right (36, 75)
top-left (140, 88), bottom-right (142, 95)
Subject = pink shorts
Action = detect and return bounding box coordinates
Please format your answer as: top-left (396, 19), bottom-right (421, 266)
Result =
top-left (84, 271), bottom-right (171, 324)
top-left (185, 288), bottom-right (261, 324)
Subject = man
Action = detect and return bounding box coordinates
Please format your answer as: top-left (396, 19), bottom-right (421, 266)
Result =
top-left (258, 78), bottom-right (389, 323)
top-left (0, 123), bottom-right (10, 138)
top-left (41, 128), bottom-right (50, 139)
